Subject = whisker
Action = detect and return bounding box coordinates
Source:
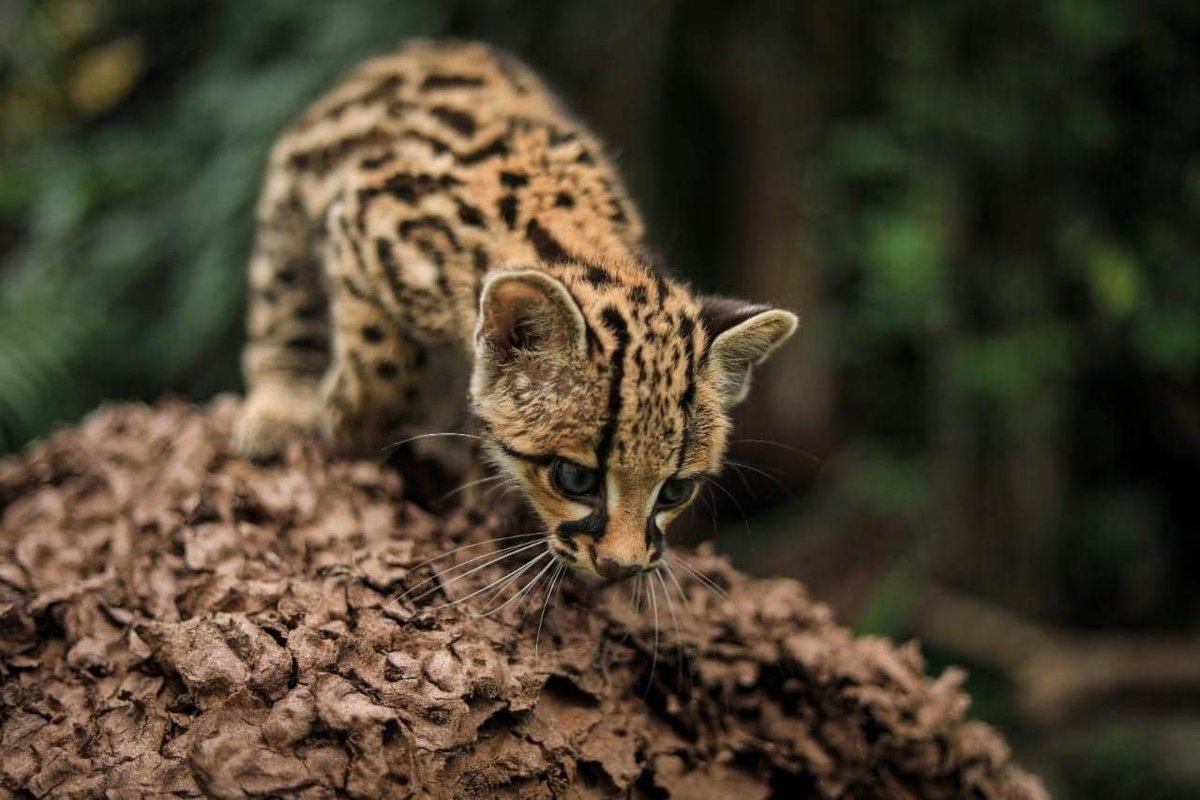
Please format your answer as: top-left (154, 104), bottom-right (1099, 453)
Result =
top-left (482, 481), bottom-right (519, 504)
top-left (396, 535), bottom-right (544, 604)
top-left (655, 568), bottom-right (685, 689)
top-left (535, 563), bottom-right (566, 662)
top-left (437, 473), bottom-right (505, 504)
top-left (478, 553), bottom-right (556, 617)
top-left (617, 574), bottom-right (642, 647)
top-left (670, 559), bottom-right (727, 602)
top-left (724, 459), bottom-right (794, 498)
top-left (396, 531), bottom-right (543, 597)
top-left (664, 562), bottom-right (695, 615)
top-left (666, 552), bottom-right (728, 601)
top-left (730, 437), bottom-right (822, 465)
top-left (644, 574), bottom-right (660, 698)
top-left (723, 460), bottom-right (754, 494)
top-left (697, 486), bottom-right (720, 537)
top-left (447, 549), bottom-right (549, 611)
top-left (382, 431), bottom-right (484, 454)
top-left (705, 477), bottom-right (751, 538)
top-left (405, 538), bottom-right (545, 604)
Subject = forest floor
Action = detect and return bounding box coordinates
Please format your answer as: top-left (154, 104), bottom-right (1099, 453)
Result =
top-left (0, 397), bottom-right (1046, 798)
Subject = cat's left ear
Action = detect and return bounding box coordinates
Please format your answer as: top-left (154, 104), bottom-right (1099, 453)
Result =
top-left (700, 297), bottom-right (798, 408)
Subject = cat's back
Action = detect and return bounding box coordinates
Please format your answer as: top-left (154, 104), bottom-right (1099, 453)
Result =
top-left (263, 40), bottom-right (584, 217)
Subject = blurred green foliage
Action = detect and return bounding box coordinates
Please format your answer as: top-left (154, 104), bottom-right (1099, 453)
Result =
top-left (796, 0), bottom-right (1199, 629)
top-left (0, 0), bottom-right (444, 449)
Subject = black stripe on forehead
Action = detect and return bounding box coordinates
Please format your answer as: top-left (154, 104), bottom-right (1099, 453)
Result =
top-left (675, 426), bottom-right (691, 471)
top-left (597, 306), bottom-right (630, 469)
top-left (675, 312), bottom-right (698, 469)
top-left (678, 312), bottom-right (697, 411)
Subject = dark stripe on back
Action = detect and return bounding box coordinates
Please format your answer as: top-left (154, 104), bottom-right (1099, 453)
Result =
top-left (429, 105), bottom-right (477, 136)
top-left (380, 172), bottom-right (463, 204)
top-left (396, 131), bottom-right (510, 166)
top-left (398, 216), bottom-right (462, 251)
top-left (499, 171), bottom-right (529, 188)
top-left (337, 214), bottom-right (371, 279)
top-left (456, 200), bottom-right (486, 228)
top-left (287, 129), bottom-right (392, 175)
top-left (341, 276), bottom-right (368, 300)
top-left (472, 246), bottom-right (490, 274)
top-left (359, 153), bottom-right (395, 170)
top-left (318, 74), bottom-right (404, 120)
top-left (460, 136), bottom-right (510, 165)
top-left (584, 266), bottom-right (615, 287)
top-left (420, 73), bottom-right (485, 90)
top-left (498, 195), bottom-right (518, 229)
top-left (284, 335), bottom-right (326, 352)
top-left (374, 238), bottom-right (409, 306)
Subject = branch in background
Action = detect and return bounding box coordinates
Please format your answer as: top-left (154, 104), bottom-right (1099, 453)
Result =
top-left (916, 586), bottom-right (1200, 723)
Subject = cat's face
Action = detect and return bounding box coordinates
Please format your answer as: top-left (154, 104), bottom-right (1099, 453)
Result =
top-left (470, 262), bottom-right (797, 579)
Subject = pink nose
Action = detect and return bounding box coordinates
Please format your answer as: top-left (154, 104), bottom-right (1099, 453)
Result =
top-left (595, 556), bottom-right (640, 581)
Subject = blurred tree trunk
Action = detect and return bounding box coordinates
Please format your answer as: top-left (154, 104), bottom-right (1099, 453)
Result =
top-left (694, 2), bottom-right (843, 481)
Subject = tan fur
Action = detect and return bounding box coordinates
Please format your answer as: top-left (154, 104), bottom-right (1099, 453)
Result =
top-left (237, 40), bottom-right (797, 576)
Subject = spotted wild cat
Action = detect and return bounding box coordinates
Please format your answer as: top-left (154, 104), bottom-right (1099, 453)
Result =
top-left (236, 40), bottom-right (797, 579)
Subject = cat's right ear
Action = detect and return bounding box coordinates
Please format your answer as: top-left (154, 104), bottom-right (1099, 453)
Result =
top-left (473, 269), bottom-right (587, 386)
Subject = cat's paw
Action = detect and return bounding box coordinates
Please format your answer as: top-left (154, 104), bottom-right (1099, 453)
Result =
top-left (234, 383), bottom-right (323, 461)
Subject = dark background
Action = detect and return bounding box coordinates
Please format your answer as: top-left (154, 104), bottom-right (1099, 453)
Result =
top-left (2, 1), bottom-right (1198, 795)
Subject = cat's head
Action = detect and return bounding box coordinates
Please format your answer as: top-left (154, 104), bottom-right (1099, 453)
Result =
top-left (469, 262), bottom-right (797, 579)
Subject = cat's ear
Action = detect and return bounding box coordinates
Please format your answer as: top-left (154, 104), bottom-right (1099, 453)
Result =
top-left (473, 269), bottom-right (587, 386)
top-left (700, 297), bottom-right (798, 408)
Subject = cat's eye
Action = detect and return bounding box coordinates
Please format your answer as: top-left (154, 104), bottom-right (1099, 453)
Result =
top-left (551, 458), bottom-right (600, 498)
top-left (656, 477), bottom-right (695, 508)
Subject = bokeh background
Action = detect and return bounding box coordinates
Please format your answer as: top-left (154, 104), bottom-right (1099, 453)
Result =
top-left (2, 1), bottom-right (1197, 795)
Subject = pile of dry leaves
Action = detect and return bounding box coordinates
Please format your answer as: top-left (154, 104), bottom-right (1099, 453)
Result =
top-left (0, 397), bottom-right (1046, 798)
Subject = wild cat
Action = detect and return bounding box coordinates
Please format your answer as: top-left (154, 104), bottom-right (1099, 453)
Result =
top-left (235, 40), bottom-right (797, 581)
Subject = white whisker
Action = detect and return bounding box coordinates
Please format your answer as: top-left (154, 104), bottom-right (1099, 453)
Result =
top-left (383, 431), bottom-right (484, 454)
top-left (730, 437), bottom-right (822, 465)
top-left (478, 554), bottom-right (556, 617)
top-left (697, 486), bottom-right (719, 537)
top-left (724, 459), bottom-right (793, 497)
top-left (723, 460), bottom-right (754, 493)
top-left (405, 539), bottom-right (545, 604)
top-left (655, 568), bottom-right (685, 688)
top-left (664, 562), bottom-right (695, 615)
top-left (705, 477), bottom-right (750, 538)
top-left (446, 549), bottom-right (549, 611)
top-left (534, 563), bottom-right (566, 662)
top-left (645, 574), bottom-right (660, 698)
top-left (666, 552), bottom-right (728, 600)
top-left (396, 531), bottom-right (543, 600)
top-left (481, 481), bottom-right (518, 504)
top-left (437, 473), bottom-right (505, 504)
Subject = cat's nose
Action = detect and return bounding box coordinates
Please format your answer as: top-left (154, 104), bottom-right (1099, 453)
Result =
top-left (594, 556), bottom-right (641, 581)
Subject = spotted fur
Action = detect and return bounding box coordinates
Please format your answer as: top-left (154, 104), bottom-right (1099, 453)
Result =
top-left (236, 40), bottom-right (797, 577)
